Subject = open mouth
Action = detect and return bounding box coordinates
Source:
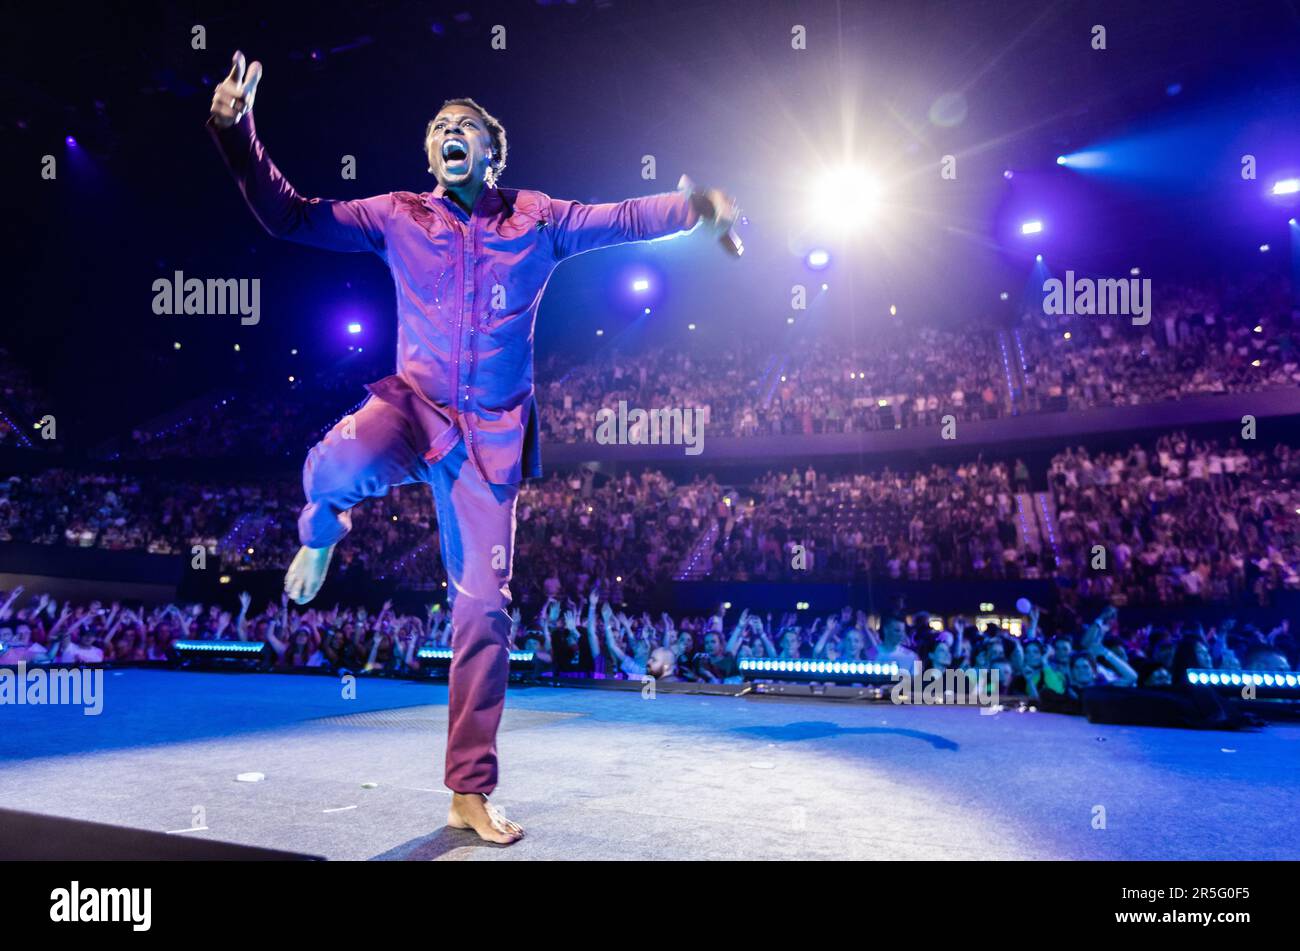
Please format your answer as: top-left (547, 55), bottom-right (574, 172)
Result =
top-left (441, 138), bottom-right (469, 165)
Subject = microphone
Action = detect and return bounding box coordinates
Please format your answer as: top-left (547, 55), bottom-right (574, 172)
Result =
top-left (678, 175), bottom-right (743, 257)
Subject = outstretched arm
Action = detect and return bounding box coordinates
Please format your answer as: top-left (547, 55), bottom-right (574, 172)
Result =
top-left (208, 51), bottom-right (391, 253)
top-left (545, 183), bottom-right (736, 261)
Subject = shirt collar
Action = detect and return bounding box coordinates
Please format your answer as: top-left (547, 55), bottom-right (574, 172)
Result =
top-left (425, 183), bottom-right (503, 219)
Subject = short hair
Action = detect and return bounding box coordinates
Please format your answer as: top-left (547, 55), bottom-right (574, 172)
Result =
top-left (424, 97), bottom-right (508, 186)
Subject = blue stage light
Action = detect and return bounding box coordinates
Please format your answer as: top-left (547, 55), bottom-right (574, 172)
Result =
top-left (1055, 155), bottom-right (1066, 165)
top-left (1186, 668), bottom-right (1300, 695)
top-left (1272, 178), bottom-right (1300, 196)
top-left (174, 640), bottom-right (266, 653)
top-left (631, 278), bottom-right (650, 292)
top-left (347, 322), bottom-right (362, 334)
top-left (417, 647), bottom-right (536, 664)
top-left (738, 657), bottom-right (898, 681)
top-left (806, 249), bottom-right (830, 269)
top-left (1020, 220), bottom-right (1043, 235)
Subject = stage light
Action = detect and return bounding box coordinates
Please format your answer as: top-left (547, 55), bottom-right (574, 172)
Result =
top-left (219, 575), bottom-right (231, 584)
top-left (172, 342), bottom-right (181, 350)
top-left (1271, 178), bottom-right (1300, 196)
top-left (1063, 332), bottom-right (1071, 340)
top-left (1035, 254), bottom-right (1043, 262)
top-left (1254, 325), bottom-right (1263, 333)
top-left (1020, 220), bottom-right (1043, 235)
top-left (631, 278), bottom-right (650, 292)
top-left (889, 304), bottom-right (897, 316)
top-left (347, 322), bottom-right (362, 334)
top-left (999, 291), bottom-right (1009, 301)
top-left (1186, 668), bottom-right (1300, 697)
top-left (806, 248), bottom-right (830, 269)
top-left (786, 317), bottom-right (795, 324)
top-left (596, 329), bottom-right (604, 336)
top-left (291, 348), bottom-right (298, 355)
top-left (174, 640), bottom-right (266, 654)
top-left (65, 136), bottom-right (77, 147)
top-left (1260, 244), bottom-right (1271, 253)
top-left (738, 657), bottom-right (899, 684)
top-left (1252, 359), bottom-right (1262, 367)
top-left (1055, 155), bottom-right (1066, 165)
top-left (416, 648), bottom-right (539, 680)
top-left (1003, 169), bottom-right (1014, 180)
top-left (687, 323), bottom-right (696, 331)
top-left (1291, 218), bottom-right (1298, 226)
top-left (172, 640), bottom-right (269, 670)
top-left (1130, 267), bottom-right (1140, 276)
top-left (288, 375), bottom-right (295, 383)
top-left (644, 307), bottom-right (651, 315)
top-left (821, 283), bottom-right (828, 290)
top-left (811, 165), bottom-right (881, 230)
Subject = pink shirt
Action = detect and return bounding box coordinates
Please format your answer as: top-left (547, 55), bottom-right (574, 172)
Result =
top-left (209, 116), bottom-right (703, 484)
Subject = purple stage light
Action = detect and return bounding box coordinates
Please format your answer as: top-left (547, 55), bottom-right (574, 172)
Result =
top-left (347, 322), bottom-right (362, 334)
top-left (1272, 178), bottom-right (1300, 196)
top-left (631, 278), bottom-right (650, 292)
top-left (65, 135), bottom-right (77, 147)
top-left (806, 248), bottom-right (830, 269)
top-left (1021, 220), bottom-right (1043, 235)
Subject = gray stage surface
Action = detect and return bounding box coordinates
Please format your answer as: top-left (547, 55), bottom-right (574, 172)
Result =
top-left (1, 669), bottom-right (1295, 860)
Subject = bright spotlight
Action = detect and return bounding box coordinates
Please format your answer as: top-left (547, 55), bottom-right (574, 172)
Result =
top-left (347, 322), bottom-right (362, 334)
top-left (1020, 220), bottom-right (1043, 235)
top-left (1272, 178), bottom-right (1300, 196)
top-left (1035, 254), bottom-right (1043, 263)
top-left (1290, 218), bottom-right (1298, 226)
top-left (1260, 244), bottom-right (1271, 253)
top-left (631, 278), bottom-right (650, 292)
top-left (811, 166), bottom-right (881, 230)
top-left (806, 249), bottom-right (830, 269)
top-left (1055, 155), bottom-right (1066, 165)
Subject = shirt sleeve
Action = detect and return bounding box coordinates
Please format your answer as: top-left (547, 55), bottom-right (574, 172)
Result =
top-left (545, 190), bottom-right (702, 261)
top-left (207, 114), bottom-right (390, 254)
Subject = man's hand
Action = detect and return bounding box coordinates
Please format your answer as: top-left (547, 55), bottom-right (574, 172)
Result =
top-left (210, 51), bottom-right (263, 129)
top-left (678, 174), bottom-right (741, 249)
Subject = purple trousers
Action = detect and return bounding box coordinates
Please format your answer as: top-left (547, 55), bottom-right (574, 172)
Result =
top-left (298, 392), bottom-right (518, 796)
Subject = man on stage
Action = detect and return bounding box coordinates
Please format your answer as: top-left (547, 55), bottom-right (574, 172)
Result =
top-left (207, 51), bottom-right (738, 844)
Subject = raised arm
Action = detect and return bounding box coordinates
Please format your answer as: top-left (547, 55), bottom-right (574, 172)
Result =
top-left (208, 51), bottom-right (391, 253)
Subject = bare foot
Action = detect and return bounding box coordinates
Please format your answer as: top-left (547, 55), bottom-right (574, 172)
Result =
top-left (284, 544), bottom-right (334, 605)
top-left (447, 793), bottom-right (524, 845)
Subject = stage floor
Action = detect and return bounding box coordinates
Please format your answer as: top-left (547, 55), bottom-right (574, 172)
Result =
top-left (2, 669), bottom-right (1296, 860)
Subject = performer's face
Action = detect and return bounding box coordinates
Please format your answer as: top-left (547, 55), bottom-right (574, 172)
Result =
top-left (428, 105), bottom-right (494, 190)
